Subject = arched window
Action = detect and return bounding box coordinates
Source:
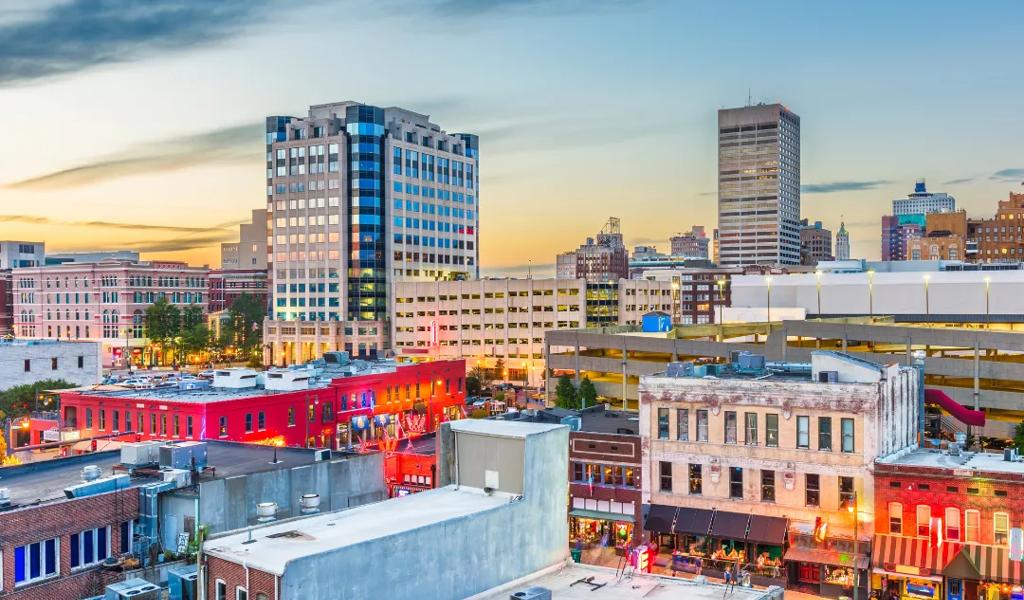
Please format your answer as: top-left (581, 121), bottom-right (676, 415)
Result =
top-left (888, 502), bottom-right (903, 534)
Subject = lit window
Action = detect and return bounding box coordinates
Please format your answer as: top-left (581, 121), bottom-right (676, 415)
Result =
top-left (916, 505), bottom-right (931, 537)
top-left (889, 502), bottom-right (903, 534)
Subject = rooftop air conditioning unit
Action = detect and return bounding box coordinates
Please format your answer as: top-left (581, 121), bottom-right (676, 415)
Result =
top-left (121, 441), bottom-right (162, 466)
top-left (510, 588), bottom-right (552, 600)
top-left (265, 368), bottom-right (312, 391)
top-left (212, 368), bottom-right (259, 389)
top-left (161, 468), bottom-right (192, 488)
top-left (167, 564), bottom-right (198, 600)
top-left (160, 441), bottom-right (208, 470)
top-left (104, 578), bottom-right (160, 600)
top-left (82, 464), bottom-right (103, 481)
top-left (738, 353), bottom-right (766, 370)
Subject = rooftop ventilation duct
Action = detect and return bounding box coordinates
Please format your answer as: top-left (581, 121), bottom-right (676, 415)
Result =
top-left (300, 493), bottom-right (321, 514)
top-left (81, 464), bottom-right (103, 481)
top-left (256, 501), bottom-right (278, 522)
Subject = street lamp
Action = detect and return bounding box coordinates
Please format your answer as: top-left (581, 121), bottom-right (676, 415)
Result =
top-left (716, 279), bottom-right (726, 327)
top-left (984, 276), bottom-right (992, 328)
top-left (867, 270), bottom-right (875, 320)
top-left (847, 491), bottom-right (860, 600)
top-left (814, 270), bottom-right (823, 320)
top-left (764, 276), bottom-right (773, 324)
top-left (922, 274), bottom-right (931, 317)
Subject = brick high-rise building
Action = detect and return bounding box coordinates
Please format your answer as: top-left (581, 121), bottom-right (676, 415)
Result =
top-left (968, 191), bottom-right (1024, 263)
top-left (717, 104), bottom-right (801, 266)
top-left (263, 102), bottom-right (479, 364)
top-left (670, 226), bottom-right (709, 259)
top-left (799, 219), bottom-right (832, 265)
top-left (555, 217), bottom-right (628, 282)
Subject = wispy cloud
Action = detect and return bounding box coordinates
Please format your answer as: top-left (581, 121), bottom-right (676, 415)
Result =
top-left (120, 233), bottom-right (237, 254)
top-left (481, 262), bottom-right (555, 277)
top-left (991, 168), bottom-right (1024, 182)
top-left (0, 0), bottom-right (272, 86)
top-left (5, 123), bottom-right (262, 189)
top-left (429, 0), bottom-right (637, 17)
top-left (801, 180), bottom-right (892, 194)
top-left (944, 177), bottom-right (974, 185)
top-left (0, 214), bottom-right (235, 235)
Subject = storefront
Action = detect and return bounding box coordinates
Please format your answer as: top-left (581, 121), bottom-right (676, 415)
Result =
top-left (703, 510), bottom-right (750, 579)
top-left (745, 514), bottom-right (789, 587)
top-left (569, 509), bottom-right (634, 554)
top-left (785, 544), bottom-right (869, 599)
top-left (871, 534), bottom-right (963, 600)
top-left (947, 543), bottom-right (1024, 600)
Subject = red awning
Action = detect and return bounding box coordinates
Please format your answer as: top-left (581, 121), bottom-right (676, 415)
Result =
top-left (961, 544), bottom-right (1024, 584)
top-left (872, 534), bottom-right (963, 577)
top-left (925, 389), bottom-right (985, 427)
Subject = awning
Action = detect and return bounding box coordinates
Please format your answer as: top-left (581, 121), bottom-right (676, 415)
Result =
top-left (644, 504), bottom-right (676, 532)
top-left (570, 509), bottom-right (635, 523)
top-left (747, 515), bottom-right (789, 545)
top-left (872, 534), bottom-right (963, 577)
top-left (785, 546), bottom-right (869, 570)
top-left (710, 510), bottom-right (750, 541)
top-left (925, 388), bottom-right (985, 426)
top-left (960, 543), bottom-right (1024, 584)
top-left (672, 508), bottom-right (715, 537)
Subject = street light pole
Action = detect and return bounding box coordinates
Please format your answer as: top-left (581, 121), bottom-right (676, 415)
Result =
top-left (849, 490), bottom-right (860, 600)
top-left (764, 276), bottom-right (773, 326)
top-left (814, 270), bottom-right (822, 320)
top-left (716, 279), bottom-right (726, 340)
top-left (984, 276), bottom-right (992, 328)
top-left (867, 270), bottom-right (875, 320)
top-left (923, 274), bottom-right (931, 317)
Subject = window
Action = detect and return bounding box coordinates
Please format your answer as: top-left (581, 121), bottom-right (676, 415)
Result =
top-left (120, 521), bottom-right (133, 553)
top-left (965, 509), bottom-right (980, 543)
top-left (51, 357), bottom-right (58, 370)
top-left (14, 538), bottom-right (58, 585)
top-left (258, 411), bottom-right (266, 430)
top-left (839, 476), bottom-right (854, 507)
top-left (841, 418), bottom-right (855, 452)
top-left (78, 355), bottom-right (84, 368)
top-left (216, 580), bottom-right (227, 600)
top-left (744, 412), bottom-right (758, 445)
top-left (288, 407), bottom-right (296, 426)
top-left (696, 410), bottom-right (708, 442)
top-left (70, 526), bottom-right (109, 569)
top-left (761, 470), bottom-right (775, 502)
top-left (689, 463), bottom-right (702, 495)
top-left (917, 505), bottom-right (931, 537)
top-left (659, 461), bottom-right (672, 492)
top-left (724, 411), bottom-right (737, 444)
top-left (729, 467), bottom-right (743, 499)
top-left (218, 416), bottom-right (228, 437)
top-left (995, 512), bottom-right (1010, 545)
top-left (945, 508), bottom-right (960, 541)
top-left (186, 416), bottom-right (193, 437)
top-left (818, 417), bottom-right (832, 451)
top-left (797, 416), bottom-right (810, 449)
top-left (245, 413), bottom-right (253, 433)
top-left (805, 474), bottom-right (820, 507)
top-left (889, 502), bottom-right (903, 534)
top-left (657, 408), bottom-right (669, 439)
top-left (765, 413), bottom-right (779, 447)
top-left (236, 587), bottom-right (248, 600)
top-left (676, 409), bottom-right (688, 441)
top-left (23, 358), bottom-right (30, 372)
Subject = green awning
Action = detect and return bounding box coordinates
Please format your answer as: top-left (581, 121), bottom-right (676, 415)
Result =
top-left (570, 509), bottom-right (635, 523)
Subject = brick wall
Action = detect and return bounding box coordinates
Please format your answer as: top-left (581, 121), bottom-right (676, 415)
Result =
top-left (206, 555), bottom-right (277, 600)
top-left (0, 489), bottom-right (139, 599)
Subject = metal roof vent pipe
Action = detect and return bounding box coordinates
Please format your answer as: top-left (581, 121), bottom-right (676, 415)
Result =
top-left (299, 493), bottom-right (321, 514)
top-left (81, 465), bottom-right (103, 481)
top-left (256, 501), bottom-right (278, 523)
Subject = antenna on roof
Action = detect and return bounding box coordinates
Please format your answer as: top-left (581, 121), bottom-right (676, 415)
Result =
top-left (747, 88), bottom-right (752, 106)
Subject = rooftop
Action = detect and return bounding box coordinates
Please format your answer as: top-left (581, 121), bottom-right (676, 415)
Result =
top-left (204, 484), bottom-right (512, 575)
top-left (473, 563), bottom-right (777, 600)
top-left (449, 418), bottom-right (564, 439)
top-left (877, 447), bottom-right (1024, 476)
top-left (393, 433), bottom-right (437, 456)
top-left (0, 441), bottom-right (323, 507)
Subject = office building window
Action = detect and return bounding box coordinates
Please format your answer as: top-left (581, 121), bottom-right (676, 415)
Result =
top-left (765, 413), bottom-right (779, 447)
top-left (818, 417), bottom-right (832, 451)
top-left (805, 474), bottom-right (820, 507)
top-left (689, 463), bottom-right (702, 495)
top-left (797, 416), bottom-right (810, 449)
top-left (889, 502), bottom-right (903, 534)
top-left (659, 461), bottom-right (672, 492)
top-left (657, 408), bottom-right (669, 439)
top-left (744, 412), bottom-right (758, 445)
top-left (70, 526), bottom-right (109, 569)
top-left (14, 538), bottom-right (58, 585)
top-left (696, 410), bottom-right (708, 442)
top-left (995, 512), bottom-right (1010, 545)
top-left (917, 505), bottom-right (931, 537)
top-left (841, 418), bottom-right (855, 453)
top-left (724, 411), bottom-right (737, 444)
top-left (676, 409), bottom-right (688, 441)
top-left (761, 470), bottom-right (775, 502)
top-left (729, 467), bottom-right (743, 499)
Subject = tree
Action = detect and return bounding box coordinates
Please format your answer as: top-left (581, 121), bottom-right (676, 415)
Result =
top-left (468, 366), bottom-right (493, 391)
top-left (0, 379), bottom-right (77, 421)
top-left (578, 376), bottom-right (597, 409)
top-left (555, 374), bottom-right (578, 410)
top-left (466, 375), bottom-right (482, 397)
top-left (1014, 419), bottom-right (1024, 454)
top-left (224, 293), bottom-right (264, 353)
top-left (145, 297), bottom-right (181, 364)
top-left (180, 323), bottom-right (211, 358)
top-left (494, 358), bottom-right (506, 381)
top-left (181, 305), bottom-right (204, 330)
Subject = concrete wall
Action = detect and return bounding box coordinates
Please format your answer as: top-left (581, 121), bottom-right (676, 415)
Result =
top-left (279, 423), bottom-right (569, 600)
top-left (0, 341), bottom-right (101, 391)
top-left (161, 452), bottom-right (385, 547)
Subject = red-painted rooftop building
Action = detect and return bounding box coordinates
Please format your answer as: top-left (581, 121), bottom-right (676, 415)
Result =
top-left (57, 358), bottom-right (466, 451)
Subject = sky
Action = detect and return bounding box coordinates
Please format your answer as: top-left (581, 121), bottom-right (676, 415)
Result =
top-left (1, 0), bottom-right (1022, 275)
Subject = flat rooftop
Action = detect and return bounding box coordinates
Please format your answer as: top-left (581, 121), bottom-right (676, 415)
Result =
top-left (205, 484), bottom-right (511, 575)
top-left (70, 382), bottom-right (332, 404)
top-left (877, 447), bottom-right (1024, 475)
top-left (579, 409), bottom-right (640, 436)
top-left (449, 418), bottom-right (564, 439)
top-left (473, 563), bottom-right (776, 600)
top-left (0, 442), bottom-right (324, 507)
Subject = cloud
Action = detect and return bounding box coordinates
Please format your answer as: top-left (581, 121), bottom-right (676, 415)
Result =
top-left (0, 214), bottom-right (235, 235)
top-left (801, 180), bottom-right (891, 194)
top-left (430, 0), bottom-right (636, 17)
top-left (480, 263), bottom-right (555, 278)
top-left (120, 232), bottom-right (238, 254)
top-left (5, 122), bottom-right (262, 189)
top-left (944, 177), bottom-right (974, 185)
top-left (991, 168), bottom-right (1024, 182)
top-left (0, 0), bottom-right (273, 86)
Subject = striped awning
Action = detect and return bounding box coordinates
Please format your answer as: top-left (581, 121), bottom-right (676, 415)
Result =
top-left (961, 544), bottom-right (1024, 584)
top-left (872, 534), bottom-right (963, 577)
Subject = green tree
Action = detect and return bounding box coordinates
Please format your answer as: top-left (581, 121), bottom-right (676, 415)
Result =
top-left (466, 375), bottom-right (482, 397)
top-left (578, 376), bottom-right (597, 409)
top-left (555, 374), bottom-right (578, 410)
top-left (145, 297), bottom-right (181, 364)
top-left (0, 379), bottom-right (77, 420)
top-left (180, 323), bottom-right (211, 358)
top-left (467, 366), bottom-right (493, 391)
top-left (1014, 420), bottom-right (1024, 454)
top-left (494, 358), bottom-right (506, 381)
top-left (181, 305), bottom-right (204, 330)
top-left (224, 293), bottom-right (264, 352)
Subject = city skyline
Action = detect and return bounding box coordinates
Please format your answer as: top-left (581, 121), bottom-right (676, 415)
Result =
top-left (1, 1), bottom-right (1022, 274)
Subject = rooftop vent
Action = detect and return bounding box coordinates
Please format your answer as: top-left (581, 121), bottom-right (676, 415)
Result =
top-left (256, 502), bottom-right (278, 522)
top-left (665, 362), bottom-right (694, 377)
top-left (82, 464), bottom-right (103, 481)
top-left (736, 353), bottom-right (766, 371)
top-left (511, 587), bottom-right (552, 600)
top-left (299, 493), bottom-right (321, 514)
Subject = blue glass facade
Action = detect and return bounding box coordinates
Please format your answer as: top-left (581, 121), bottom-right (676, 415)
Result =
top-left (345, 105), bottom-right (387, 321)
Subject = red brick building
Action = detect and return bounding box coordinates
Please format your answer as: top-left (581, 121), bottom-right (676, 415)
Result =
top-left (57, 360), bottom-right (466, 451)
top-left (0, 456), bottom-right (139, 599)
top-left (383, 434), bottom-right (437, 497)
top-left (206, 268), bottom-right (268, 314)
top-left (873, 448), bottom-right (1024, 600)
